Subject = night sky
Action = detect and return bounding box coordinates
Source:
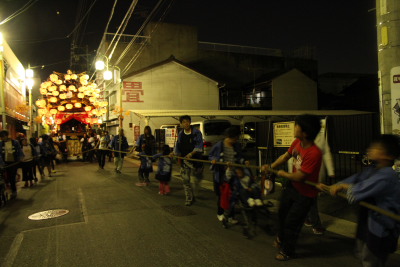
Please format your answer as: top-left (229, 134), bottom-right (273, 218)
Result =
top-left (0, 0), bottom-right (377, 81)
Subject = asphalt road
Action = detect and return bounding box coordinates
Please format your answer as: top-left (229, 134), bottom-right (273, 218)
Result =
top-left (0, 159), bottom-right (399, 267)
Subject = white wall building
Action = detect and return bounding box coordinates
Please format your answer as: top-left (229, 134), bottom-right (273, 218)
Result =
top-left (107, 57), bottom-right (219, 144)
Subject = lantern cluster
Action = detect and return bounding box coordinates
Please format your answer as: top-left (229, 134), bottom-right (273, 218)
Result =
top-left (35, 70), bottom-right (108, 124)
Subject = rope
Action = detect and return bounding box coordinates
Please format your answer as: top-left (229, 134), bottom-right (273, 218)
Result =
top-left (2, 147), bottom-right (399, 223)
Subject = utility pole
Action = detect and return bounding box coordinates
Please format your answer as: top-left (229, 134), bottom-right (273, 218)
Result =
top-left (0, 33), bottom-right (6, 130)
top-left (376, 0), bottom-right (400, 134)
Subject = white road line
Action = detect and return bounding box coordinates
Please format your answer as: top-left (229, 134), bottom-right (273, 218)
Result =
top-left (1, 233), bottom-right (23, 267)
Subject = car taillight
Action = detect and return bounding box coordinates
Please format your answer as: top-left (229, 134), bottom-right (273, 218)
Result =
top-left (204, 141), bottom-right (212, 148)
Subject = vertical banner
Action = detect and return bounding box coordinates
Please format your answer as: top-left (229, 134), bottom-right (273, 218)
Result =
top-left (390, 66), bottom-right (400, 135)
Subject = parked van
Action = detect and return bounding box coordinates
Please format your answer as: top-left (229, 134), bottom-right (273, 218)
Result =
top-left (160, 119), bottom-right (232, 156)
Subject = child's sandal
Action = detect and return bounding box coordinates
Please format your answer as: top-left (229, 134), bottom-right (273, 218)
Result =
top-left (275, 251), bottom-right (291, 261)
top-left (272, 237), bottom-right (281, 249)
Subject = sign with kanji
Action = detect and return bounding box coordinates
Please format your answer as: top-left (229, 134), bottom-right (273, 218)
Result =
top-left (123, 81), bottom-right (144, 102)
top-left (273, 121), bottom-right (295, 147)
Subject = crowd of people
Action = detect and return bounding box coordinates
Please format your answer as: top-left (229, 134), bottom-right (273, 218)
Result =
top-left (1, 113), bottom-right (400, 266)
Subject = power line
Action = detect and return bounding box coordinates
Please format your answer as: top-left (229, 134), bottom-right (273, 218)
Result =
top-left (122, 0), bottom-right (175, 74)
top-left (67, 0), bottom-right (98, 38)
top-left (106, 0), bottom-right (139, 60)
top-left (114, 0), bottom-right (164, 66)
top-left (0, 0), bottom-right (39, 25)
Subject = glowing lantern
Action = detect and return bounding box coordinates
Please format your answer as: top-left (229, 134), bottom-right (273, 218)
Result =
top-left (68, 85), bottom-right (76, 91)
top-left (56, 80), bottom-right (62, 85)
top-left (86, 118), bottom-right (91, 124)
top-left (50, 74), bottom-right (58, 82)
top-left (59, 85), bottom-right (67, 91)
top-left (38, 109), bottom-right (47, 116)
top-left (75, 103), bottom-right (82, 108)
top-left (59, 93), bottom-right (66, 99)
top-left (40, 82), bottom-right (48, 89)
top-left (66, 91), bottom-right (73, 98)
top-left (52, 91), bottom-right (59, 96)
top-left (50, 109), bottom-right (58, 115)
top-left (71, 74), bottom-right (78, 80)
top-left (78, 93), bottom-right (84, 98)
top-left (65, 74), bottom-right (71, 80)
top-left (89, 97), bottom-right (95, 102)
top-left (78, 87), bottom-right (85, 92)
top-left (81, 80), bottom-right (88, 85)
top-left (92, 118), bottom-right (98, 124)
top-left (84, 106), bottom-right (92, 112)
top-left (45, 81), bottom-right (52, 87)
top-left (36, 99), bottom-right (46, 107)
top-left (49, 97), bottom-right (58, 103)
top-left (58, 106), bottom-right (65, 111)
top-left (92, 109), bottom-right (98, 115)
top-left (40, 88), bottom-right (48, 95)
top-left (66, 104), bottom-right (73, 109)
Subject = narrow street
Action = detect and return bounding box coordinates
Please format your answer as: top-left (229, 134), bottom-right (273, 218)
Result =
top-left (0, 159), bottom-right (399, 267)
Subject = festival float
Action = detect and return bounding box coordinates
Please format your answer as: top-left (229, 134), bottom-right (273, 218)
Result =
top-left (35, 70), bottom-right (108, 158)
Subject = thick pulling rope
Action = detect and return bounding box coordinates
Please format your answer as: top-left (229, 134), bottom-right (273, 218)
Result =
top-left (1, 146), bottom-right (399, 223)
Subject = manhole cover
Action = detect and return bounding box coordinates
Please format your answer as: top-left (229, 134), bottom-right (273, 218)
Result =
top-left (161, 205), bottom-right (196, 217)
top-left (28, 209), bottom-right (69, 220)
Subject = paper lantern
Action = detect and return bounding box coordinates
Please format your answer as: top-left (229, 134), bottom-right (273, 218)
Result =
top-left (92, 118), bottom-right (98, 124)
top-left (65, 74), bottom-right (71, 80)
top-left (84, 106), bottom-right (92, 112)
top-left (58, 106), bottom-right (65, 111)
top-left (66, 104), bottom-right (73, 109)
top-left (68, 85), bottom-right (76, 91)
top-left (40, 88), bottom-right (48, 95)
top-left (75, 103), bottom-right (82, 108)
top-left (59, 85), bottom-right (67, 91)
top-left (50, 74), bottom-right (58, 82)
top-left (56, 80), bottom-right (62, 85)
top-left (71, 74), bottom-right (78, 80)
top-left (81, 80), bottom-right (88, 85)
top-left (40, 82), bottom-right (48, 89)
top-left (48, 86), bottom-right (57, 92)
top-left (78, 93), bottom-right (84, 98)
top-left (38, 108), bottom-right (47, 116)
top-left (89, 97), bottom-right (95, 102)
top-left (49, 97), bottom-right (58, 103)
top-left (78, 86), bottom-right (85, 92)
top-left (59, 93), bottom-right (66, 99)
top-left (52, 91), bottom-right (59, 96)
top-left (36, 99), bottom-right (46, 107)
top-left (50, 109), bottom-right (58, 115)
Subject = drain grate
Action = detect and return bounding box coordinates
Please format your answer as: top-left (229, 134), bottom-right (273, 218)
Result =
top-left (161, 205), bottom-right (196, 217)
top-left (28, 209), bottom-right (69, 220)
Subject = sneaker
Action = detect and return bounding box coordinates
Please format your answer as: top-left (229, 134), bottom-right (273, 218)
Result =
top-left (255, 199), bottom-right (264, 206)
top-left (312, 227), bottom-right (325, 235)
top-left (304, 219), bottom-right (312, 227)
top-left (247, 198), bottom-right (256, 207)
top-left (217, 214), bottom-right (224, 221)
top-left (228, 218), bottom-right (238, 225)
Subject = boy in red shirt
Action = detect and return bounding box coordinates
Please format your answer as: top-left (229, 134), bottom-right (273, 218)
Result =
top-left (262, 114), bottom-right (322, 261)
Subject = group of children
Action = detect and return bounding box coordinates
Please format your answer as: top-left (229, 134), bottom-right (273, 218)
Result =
top-left (133, 114), bottom-right (400, 266)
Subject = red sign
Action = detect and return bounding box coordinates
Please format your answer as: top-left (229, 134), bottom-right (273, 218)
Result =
top-left (123, 90), bottom-right (144, 102)
top-left (393, 75), bottom-right (400, 83)
top-left (123, 82), bottom-right (142, 89)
